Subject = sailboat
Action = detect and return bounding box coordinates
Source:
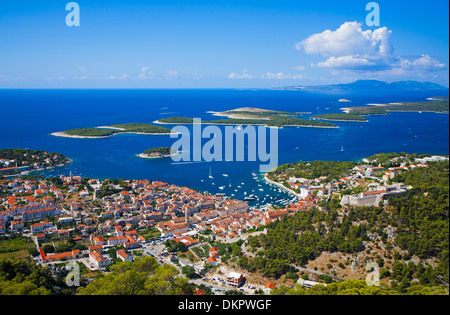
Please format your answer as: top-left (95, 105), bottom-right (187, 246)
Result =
top-left (341, 146), bottom-right (344, 152)
top-left (209, 167), bottom-right (213, 179)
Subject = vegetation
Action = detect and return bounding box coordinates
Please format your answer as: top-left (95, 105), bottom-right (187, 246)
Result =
top-left (61, 123), bottom-right (172, 137)
top-left (77, 256), bottom-right (192, 295)
top-left (222, 109), bottom-right (300, 118)
top-left (159, 116), bottom-right (336, 128)
top-left (239, 160), bottom-right (449, 292)
top-left (346, 100), bottom-right (449, 116)
top-left (63, 128), bottom-right (119, 137)
top-left (143, 147), bottom-right (173, 156)
top-left (272, 279), bottom-right (448, 295)
top-left (269, 160), bottom-right (357, 182)
top-left (108, 123), bottom-right (172, 134)
top-left (311, 113), bottom-right (368, 121)
top-left (159, 117), bottom-right (195, 124)
top-left (0, 148), bottom-right (70, 170)
top-left (0, 259), bottom-right (79, 295)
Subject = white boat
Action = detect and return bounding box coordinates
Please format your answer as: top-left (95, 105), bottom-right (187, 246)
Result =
top-left (219, 186), bottom-right (225, 190)
top-left (209, 167), bottom-right (213, 179)
top-left (222, 174), bottom-right (229, 177)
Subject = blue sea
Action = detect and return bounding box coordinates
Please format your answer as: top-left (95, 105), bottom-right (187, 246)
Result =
top-left (0, 89), bottom-right (448, 206)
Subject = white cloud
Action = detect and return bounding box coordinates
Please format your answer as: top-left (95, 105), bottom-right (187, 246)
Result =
top-left (293, 65), bottom-right (305, 71)
top-left (262, 72), bottom-right (304, 80)
top-left (296, 21), bottom-right (446, 77)
top-left (227, 69), bottom-right (254, 79)
top-left (397, 54), bottom-right (446, 71)
top-left (315, 55), bottom-right (387, 70)
top-left (297, 21), bottom-right (392, 58)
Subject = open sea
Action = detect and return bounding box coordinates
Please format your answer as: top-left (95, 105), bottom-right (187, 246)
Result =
top-left (0, 89), bottom-right (448, 206)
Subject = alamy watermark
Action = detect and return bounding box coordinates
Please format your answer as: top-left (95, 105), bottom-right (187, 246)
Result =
top-left (66, 2), bottom-right (80, 27)
top-left (365, 262), bottom-right (380, 287)
top-left (366, 2), bottom-right (380, 27)
top-left (65, 261), bottom-right (81, 287)
top-left (169, 119), bottom-right (279, 172)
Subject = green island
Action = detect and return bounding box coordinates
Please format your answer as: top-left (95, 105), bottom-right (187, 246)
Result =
top-left (107, 123), bottom-right (173, 134)
top-left (0, 149), bottom-right (71, 175)
top-left (311, 113), bottom-right (368, 122)
top-left (344, 98), bottom-right (449, 116)
top-left (157, 116), bottom-right (337, 128)
top-left (138, 147), bottom-right (178, 159)
top-left (156, 107), bottom-right (337, 128)
top-left (215, 107), bottom-right (300, 119)
top-left (51, 123), bottom-right (173, 138)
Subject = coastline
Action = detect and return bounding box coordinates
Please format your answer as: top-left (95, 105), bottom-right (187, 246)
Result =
top-left (50, 132), bottom-right (112, 139)
top-left (51, 130), bottom-right (177, 139)
top-left (313, 118), bottom-right (368, 122)
top-left (138, 152), bottom-right (181, 159)
top-left (263, 172), bottom-right (300, 198)
top-left (19, 158), bottom-right (73, 176)
top-left (153, 120), bottom-right (338, 129)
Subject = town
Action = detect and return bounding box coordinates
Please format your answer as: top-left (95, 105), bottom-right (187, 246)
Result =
top-left (0, 153), bottom-right (448, 295)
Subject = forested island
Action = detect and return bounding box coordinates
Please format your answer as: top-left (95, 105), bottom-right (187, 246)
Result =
top-left (51, 123), bottom-right (174, 138)
top-left (343, 97), bottom-right (449, 116)
top-left (311, 113), bottom-right (368, 122)
top-left (156, 116), bottom-right (337, 128)
top-left (138, 147), bottom-right (179, 159)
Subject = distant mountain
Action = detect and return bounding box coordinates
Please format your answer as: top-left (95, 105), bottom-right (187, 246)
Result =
top-left (276, 80), bottom-right (448, 92)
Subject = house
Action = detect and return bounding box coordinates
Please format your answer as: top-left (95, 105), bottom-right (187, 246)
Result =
top-left (263, 282), bottom-right (277, 294)
top-left (30, 221), bottom-right (54, 234)
top-left (91, 236), bottom-right (104, 246)
top-left (117, 249), bottom-right (133, 262)
top-left (58, 229), bottom-right (70, 239)
top-left (89, 244), bottom-right (104, 253)
top-left (10, 220), bottom-right (24, 231)
top-left (209, 247), bottom-right (218, 256)
top-left (206, 256), bottom-right (218, 266)
top-left (107, 235), bottom-right (128, 246)
top-left (89, 251), bottom-right (110, 269)
top-left (226, 272), bottom-right (245, 288)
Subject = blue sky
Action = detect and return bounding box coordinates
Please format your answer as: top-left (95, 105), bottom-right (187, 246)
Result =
top-left (0, 0), bottom-right (448, 88)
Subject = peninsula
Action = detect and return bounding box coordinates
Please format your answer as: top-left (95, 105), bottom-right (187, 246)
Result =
top-left (0, 148), bottom-right (71, 175)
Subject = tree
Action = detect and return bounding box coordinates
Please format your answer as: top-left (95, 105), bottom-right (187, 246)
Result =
top-left (181, 266), bottom-right (196, 279)
top-left (77, 256), bottom-right (191, 295)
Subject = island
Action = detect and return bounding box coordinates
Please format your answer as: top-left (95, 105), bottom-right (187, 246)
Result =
top-left (311, 113), bottom-right (368, 122)
top-left (155, 107), bottom-right (337, 128)
top-left (342, 97), bottom-right (449, 116)
top-left (138, 147), bottom-right (180, 159)
top-left (51, 123), bottom-right (175, 138)
top-left (0, 148), bottom-right (71, 176)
